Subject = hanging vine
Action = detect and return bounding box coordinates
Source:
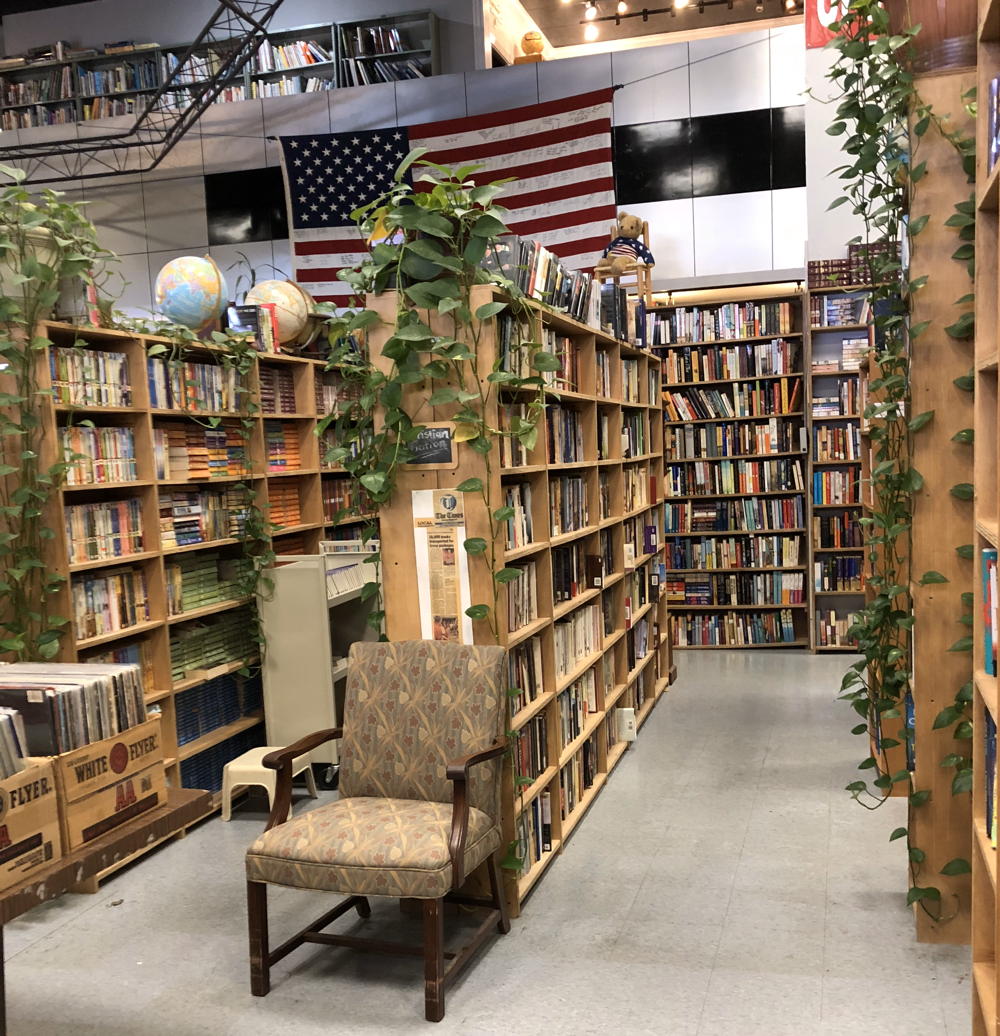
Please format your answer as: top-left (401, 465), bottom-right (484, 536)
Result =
top-left (825, 6), bottom-right (976, 913)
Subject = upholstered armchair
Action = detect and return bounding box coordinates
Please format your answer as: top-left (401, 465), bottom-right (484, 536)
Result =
top-left (245, 640), bottom-right (510, 1022)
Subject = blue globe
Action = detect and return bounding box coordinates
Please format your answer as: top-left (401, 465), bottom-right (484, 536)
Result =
top-left (154, 256), bottom-right (228, 330)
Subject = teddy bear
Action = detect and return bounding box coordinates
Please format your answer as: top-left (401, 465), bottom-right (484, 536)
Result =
top-left (595, 211), bottom-right (655, 277)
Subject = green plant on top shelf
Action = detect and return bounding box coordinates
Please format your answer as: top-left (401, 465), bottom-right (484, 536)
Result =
top-left (317, 149), bottom-right (569, 874)
top-left (825, 6), bottom-right (975, 919)
top-left (0, 163), bottom-right (116, 660)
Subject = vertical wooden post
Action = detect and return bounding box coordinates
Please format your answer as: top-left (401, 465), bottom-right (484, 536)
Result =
top-left (908, 69), bottom-right (976, 944)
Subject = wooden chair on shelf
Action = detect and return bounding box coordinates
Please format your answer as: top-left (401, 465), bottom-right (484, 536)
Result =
top-left (244, 639), bottom-right (510, 1023)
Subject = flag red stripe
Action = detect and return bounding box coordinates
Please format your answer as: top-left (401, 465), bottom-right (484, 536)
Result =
top-left (547, 233), bottom-right (613, 259)
top-left (294, 238), bottom-right (365, 255)
top-left (295, 267), bottom-right (352, 282)
top-left (409, 87), bottom-right (614, 139)
top-left (509, 204), bottom-right (617, 237)
top-left (432, 147), bottom-right (611, 191)
top-left (418, 117), bottom-right (610, 167)
top-left (501, 176), bottom-right (616, 212)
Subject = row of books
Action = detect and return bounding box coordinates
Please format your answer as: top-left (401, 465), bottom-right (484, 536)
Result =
top-left (61, 425), bottom-right (137, 485)
top-left (983, 549), bottom-right (998, 677)
top-left (0, 662), bottom-right (146, 754)
top-left (622, 358), bottom-right (641, 403)
top-left (339, 23), bottom-right (410, 57)
top-left (513, 714), bottom-right (548, 783)
top-left (622, 465), bottom-right (648, 512)
top-left (596, 350), bottom-right (612, 398)
top-left (624, 561), bottom-right (658, 618)
top-left (815, 610), bottom-right (860, 649)
top-left (808, 244), bottom-right (895, 287)
top-left (549, 476), bottom-right (586, 537)
top-left (660, 339), bottom-right (800, 384)
top-left (663, 378), bottom-right (802, 422)
top-left (814, 424), bottom-right (860, 462)
top-left (554, 603), bottom-right (601, 677)
top-left (324, 560), bottom-right (365, 599)
top-left (253, 37), bottom-right (332, 73)
top-left (0, 710), bottom-right (26, 780)
top-left (559, 739), bottom-right (598, 819)
top-left (147, 357), bottom-right (244, 413)
top-left (670, 609), bottom-right (799, 647)
top-left (813, 470), bottom-right (859, 507)
top-left (175, 673), bottom-right (262, 747)
top-left (264, 420), bottom-right (302, 473)
top-left (625, 616), bottom-right (651, 673)
top-left (623, 516), bottom-right (659, 563)
top-left (224, 304), bottom-right (281, 353)
top-left (50, 346), bottom-right (131, 408)
top-left (598, 284), bottom-right (633, 345)
top-left (508, 638), bottom-right (544, 717)
top-left (169, 607), bottom-right (256, 683)
top-left (664, 458), bottom-right (804, 498)
top-left (80, 95), bottom-right (149, 119)
top-left (180, 725), bottom-right (264, 793)
top-left (166, 551), bottom-right (247, 616)
top-left (813, 512), bottom-right (864, 549)
top-left (557, 670), bottom-right (598, 746)
top-left (547, 407), bottom-right (584, 465)
top-left (316, 371), bottom-right (361, 414)
top-left (664, 495), bottom-right (804, 535)
top-left (552, 544), bottom-right (602, 604)
top-left (77, 58), bottom-right (158, 96)
top-left (813, 380), bottom-right (858, 417)
top-left (809, 293), bottom-right (871, 328)
top-left (622, 411), bottom-right (646, 458)
top-left (811, 340), bottom-right (868, 375)
top-left (506, 562), bottom-right (538, 634)
top-left (72, 564), bottom-right (149, 641)
top-left (515, 791), bottom-right (553, 876)
top-left (504, 481), bottom-right (534, 551)
top-left (322, 478), bottom-right (371, 524)
top-left (160, 48), bottom-right (227, 84)
top-left (648, 301), bottom-right (796, 344)
top-left (665, 571), bottom-right (805, 606)
top-left (814, 556), bottom-right (864, 592)
top-left (487, 240), bottom-right (594, 325)
top-left (1, 104), bottom-right (75, 128)
top-left (498, 404), bottom-right (532, 467)
top-left (665, 418), bottom-right (805, 460)
top-left (258, 365), bottom-right (298, 415)
top-left (269, 482), bottom-right (303, 528)
top-left (65, 496), bottom-right (144, 564)
top-left (1, 65), bottom-right (73, 105)
top-left (666, 534), bottom-right (803, 571)
top-left (250, 75), bottom-right (335, 97)
top-left (160, 487), bottom-right (246, 548)
top-left (82, 638), bottom-right (154, 689)
top-left (153, 423), bottom-right (248, 481)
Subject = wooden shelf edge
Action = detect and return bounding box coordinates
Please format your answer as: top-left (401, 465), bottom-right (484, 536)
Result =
top-left (560, 773), bottom-right (607, 841)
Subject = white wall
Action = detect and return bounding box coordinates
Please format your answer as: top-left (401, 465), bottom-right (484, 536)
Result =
top-left (2, 0), bottom-right (481, 74)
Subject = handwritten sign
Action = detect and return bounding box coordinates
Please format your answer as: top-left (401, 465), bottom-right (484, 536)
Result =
top-left (404, 423), bottom-right (456, 469)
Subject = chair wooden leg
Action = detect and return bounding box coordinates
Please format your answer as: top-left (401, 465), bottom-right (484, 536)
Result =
top-left (487, 854), bottom-right (511, 935)
top-left (356, 896), bottom-right (372, 918)
top-left (423, 898), bottom-right (445, 1022)
top-left (247, 880), bottom-right (270, 997)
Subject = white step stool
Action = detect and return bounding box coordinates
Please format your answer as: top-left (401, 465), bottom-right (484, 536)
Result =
top-left (221, 746), bottom-right (319, 821)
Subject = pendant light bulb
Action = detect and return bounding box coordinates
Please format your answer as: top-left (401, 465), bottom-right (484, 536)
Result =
top-left (585, 2), bottom-right (598, 19)
top-left (784, 0), bottom-right (796, 8)
top-left (755, 0), bottom-right (763, 9)
top-left (584, 21), bottom-right (599, 40)
top-left (617, 0), bottom-right (628, 11)
top-left (674, 0), bottom-right (690, 10)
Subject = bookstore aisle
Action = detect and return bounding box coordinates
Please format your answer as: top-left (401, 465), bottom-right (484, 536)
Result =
top-left (1, 651), bottom-right (968, 1036)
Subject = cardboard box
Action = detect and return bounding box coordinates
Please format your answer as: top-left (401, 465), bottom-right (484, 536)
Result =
top-left (0, 759), bottom-right (62, 892)
top-left (53, 717), bottom-right (166, 850)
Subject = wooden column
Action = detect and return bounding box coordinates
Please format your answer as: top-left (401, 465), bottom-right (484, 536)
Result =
top-left (908, 68), bottom-right (976, 944)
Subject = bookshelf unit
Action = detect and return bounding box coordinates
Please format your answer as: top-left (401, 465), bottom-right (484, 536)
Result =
top-left (974, 3), bottom-right (999, 1026)
top-left (807, 285), bottom-right (872, 651)
top-left (653, 283), bottom-right (810, 650)
top-left (369, 286), bottom-right (670, 916)
top-left (0, 13), bottom-right (439, 128)
top-left (25, 320), bottom-right (352, 806)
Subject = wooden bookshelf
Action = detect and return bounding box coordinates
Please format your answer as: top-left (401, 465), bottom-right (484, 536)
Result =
top-left (370, 286), bottom-right (670, 917)
top-left (975, 8), bottom-right (1000, 1027)
top-left (806, 288), bottom-right (872, 651)
top-left (652, 283), bottom-right (810, 649)
top-left (31, 320), bottom-right (345, 798)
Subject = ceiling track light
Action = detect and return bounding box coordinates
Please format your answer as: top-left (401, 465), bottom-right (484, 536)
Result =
top-left (585, 0), bottom-right (598, 19)
top-left (584, 21), bottom-right (600, 39)
top-left (617, 0), bottom-right (628, 12)
top-left (581, 0), bottom-right (781, 33)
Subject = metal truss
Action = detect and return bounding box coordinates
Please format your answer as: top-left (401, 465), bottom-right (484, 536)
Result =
top-left (0, 0), bottom-right (284, 184)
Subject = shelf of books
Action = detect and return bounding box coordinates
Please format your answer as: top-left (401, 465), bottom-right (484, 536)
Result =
top-left (0, 13), bottom-right (438, 128)
top-left (975, 8), bottom-right (1000, 1027)
top-left (807, 281), bottom-right (872, 651)
top-left (31, 319), bottom-right (344, 804)
top-left (369, 283), bottom-right (669, 917)
top-left (652, 283), bottom-right (810, 650)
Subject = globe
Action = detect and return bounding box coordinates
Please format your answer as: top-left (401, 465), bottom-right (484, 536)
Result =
top-left (245, 279), bottom-right (314, 344)
top-left (154, 256), bottom-right (228, 330)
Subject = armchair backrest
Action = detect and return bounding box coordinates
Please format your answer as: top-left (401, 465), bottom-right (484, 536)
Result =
top-left (339, 641), bottom-right (507, 823)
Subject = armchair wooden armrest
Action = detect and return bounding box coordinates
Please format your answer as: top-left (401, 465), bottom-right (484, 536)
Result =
top-left (446, 738), bottom-right (507, 889)
top-left (262, 728), bottom-right (343, 831)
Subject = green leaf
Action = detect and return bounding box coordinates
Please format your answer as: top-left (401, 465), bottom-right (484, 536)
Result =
top-left (934, 706), bottom-right (960, 729)
top-left (394, 145), bottom-right (430, 182)
top-left (359, 471), bottom-right (387, 495)
top-left (858, 756), bottom-right (877, 770)
top-left (428, 387), bottom-right (460, 406)
top-left (908, 847), bottom-right (926, 863)
top-left (908, 410), bottom-right (934, 432)
top-left (952, 769), bottom-right (973, 795)
top-left (906, 886), bottom-right (941, 906)
top-left (918, 571), bottom-right (949, 585)
top-left (949, 483), bottom-right (974, 501)
top-left (851, 723), bottom-right (869, 735)
top-left (531, 351), bottom-right (562, 373)
top-left (953, 373), bottom-right (975, 392)
top-left (360, 581), bottom-right (380, 602)
top-left (465, 604), bottom-right (490, 621)
top-left (475, 301), bottom-right (508, 321)
top-left (956, 544), bottom-right (975, 560)
top-left (456, 477), bottom-right (483, 493)
top-left (827, 122), bottom-right (847, 136)
top-left (889, 827), bottom-right (908, 841)
top-left (955, 720), bottom-right (974, 740)
top-left (470, 213), bottom-right (509, 238)
top-left (951, 428), bottom-right (974, 444)
top-left (940, 857), bottom-right (972, 876)
top-left (463, 537), bottom-right (488, 555)
top-left (492, 505), bottom-right (515, 522)
top-left (947, 636), bottom-right (973, 653)
top-left (494, 567), bottom-right (524, 584)
top-left (909, 790), bottom-right (931, 807)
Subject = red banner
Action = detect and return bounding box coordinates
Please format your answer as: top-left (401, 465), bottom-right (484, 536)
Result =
top-left (806, 0), bottom-right (849, 48)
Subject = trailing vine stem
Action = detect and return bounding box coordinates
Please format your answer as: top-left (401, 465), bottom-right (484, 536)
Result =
top-left (0, 165), bottom-right (116, 661)
top-left (826, 5), bottom-right (975, 915)
top-left (317, 150), bottom-right (569, 871)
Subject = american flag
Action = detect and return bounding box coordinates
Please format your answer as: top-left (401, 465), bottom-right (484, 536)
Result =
top-left (278, 87), bottom-right (616, 306)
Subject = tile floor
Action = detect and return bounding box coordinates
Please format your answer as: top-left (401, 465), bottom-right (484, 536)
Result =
top-left (3, 649), bottom-right (971, 1035)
